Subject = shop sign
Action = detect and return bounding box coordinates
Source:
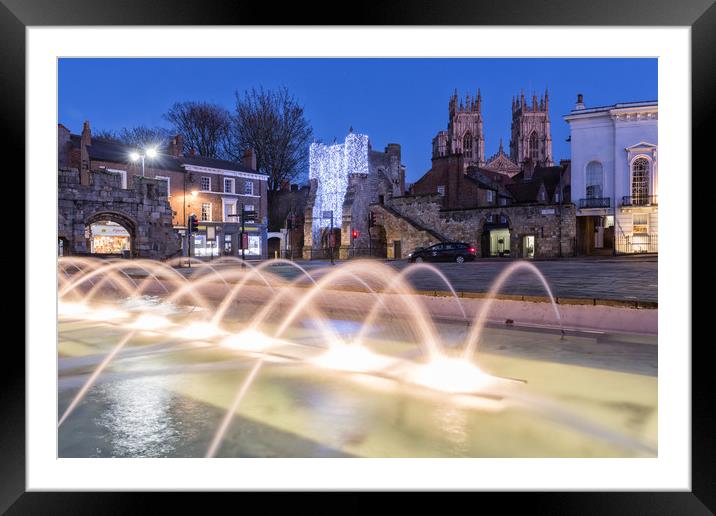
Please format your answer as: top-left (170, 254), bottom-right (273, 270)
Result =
top-left (541, 209), bottom-right (555, 215)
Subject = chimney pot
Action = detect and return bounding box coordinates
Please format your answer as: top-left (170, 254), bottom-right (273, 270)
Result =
top-left (242, 148), bottom-right (257, 170)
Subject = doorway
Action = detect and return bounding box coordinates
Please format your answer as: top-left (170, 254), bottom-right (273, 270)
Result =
top-left (523, 235), bottom-right (535, 259)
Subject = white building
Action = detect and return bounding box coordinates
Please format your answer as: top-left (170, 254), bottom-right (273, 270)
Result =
top-left (564, 95), bottom-right (658, 254)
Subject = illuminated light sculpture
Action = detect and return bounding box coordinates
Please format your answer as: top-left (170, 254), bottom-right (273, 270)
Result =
top-left (309, 133), bottom-right (370, 244)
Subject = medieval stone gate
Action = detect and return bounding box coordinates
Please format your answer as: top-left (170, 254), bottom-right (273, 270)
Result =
top-left (58, 168), bottom-right (180, 260)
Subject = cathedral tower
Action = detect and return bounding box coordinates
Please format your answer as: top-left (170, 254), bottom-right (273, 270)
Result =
top-left (509, 88), bottom-right (554, 167)
top-left (432, 89), bottom-right (485, 167)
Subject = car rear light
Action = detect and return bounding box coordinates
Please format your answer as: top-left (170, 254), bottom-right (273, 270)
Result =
top-left (468, 247), bottom-right (476, 254)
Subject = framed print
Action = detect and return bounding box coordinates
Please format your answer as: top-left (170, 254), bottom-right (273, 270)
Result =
top-left (4, 0), bottom-right (712, 511)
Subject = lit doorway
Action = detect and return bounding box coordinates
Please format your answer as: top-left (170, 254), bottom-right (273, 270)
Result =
top-left (523, 235), bottom-right (535, 259)
top-left (490, 228), bottom-right (511, 257)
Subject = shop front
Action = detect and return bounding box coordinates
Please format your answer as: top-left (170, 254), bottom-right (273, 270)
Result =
top-left (86, 220), bottom-right (131, 255)
top-left (191, 223), bottom-right (266, 259)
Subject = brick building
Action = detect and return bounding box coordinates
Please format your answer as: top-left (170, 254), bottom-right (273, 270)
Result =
top-left (58, 121), bottom-right (269, 259)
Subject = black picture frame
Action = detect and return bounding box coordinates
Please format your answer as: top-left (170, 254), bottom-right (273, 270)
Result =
top-left (4, 0), bottom-right (710, 511)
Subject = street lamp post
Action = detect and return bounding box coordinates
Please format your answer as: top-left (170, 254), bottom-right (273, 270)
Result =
top-left (129, 147), bottom-right (158, 177)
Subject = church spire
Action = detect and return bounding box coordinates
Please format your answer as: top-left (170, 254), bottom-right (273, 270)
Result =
top-left (544, 87), bottom-right (549, 110)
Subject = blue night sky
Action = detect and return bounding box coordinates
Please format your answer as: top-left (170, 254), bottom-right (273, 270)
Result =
top-left (58, 58), bottom-right (657, 183)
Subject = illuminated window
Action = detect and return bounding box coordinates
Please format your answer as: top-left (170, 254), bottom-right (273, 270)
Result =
top-left (633, 214), bottom-right (648, 234)
top-left (632, 158), bottom-right (649, 205)
top-left (486, 190), bottom-right (494, 203)
top-left (201, 203), bottom-right (212, 222)
top-left (437, 185), bottom-right (446, 196)
top-left (201, 176), bottom-right (211, 191)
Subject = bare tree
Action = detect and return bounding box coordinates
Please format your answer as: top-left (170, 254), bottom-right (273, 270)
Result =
top-left (229, 87), bottom-right (313, 205)
top-left (94, 126), bottom-right (173, 149)
top-left (164, 101), bottom-right (231, 159)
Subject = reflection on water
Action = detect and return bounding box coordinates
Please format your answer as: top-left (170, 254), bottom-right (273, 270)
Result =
top-left (95, 377), bottom-right (180, 457)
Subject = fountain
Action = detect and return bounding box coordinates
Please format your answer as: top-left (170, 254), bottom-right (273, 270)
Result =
top-left (57, 257), bottom-right (657, 458)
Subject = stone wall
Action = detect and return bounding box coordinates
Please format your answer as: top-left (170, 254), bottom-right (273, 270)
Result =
top-left (375, 194), bottom-right (576, 259)
top-left (58, 167), bottom-right (180, 259)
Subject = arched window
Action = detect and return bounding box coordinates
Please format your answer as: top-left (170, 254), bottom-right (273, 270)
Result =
top-left (463, 132), bottom-right (473, 155)
top-left (586, 161), bottom-right (603, 199)
top-left (529, 131), bottom-right (539, 160)
top-left (632, 157), bottom-right (650, 205)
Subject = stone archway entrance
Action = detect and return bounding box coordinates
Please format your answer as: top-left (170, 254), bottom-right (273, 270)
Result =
top-left (85, 212), bottom-right (137, 257)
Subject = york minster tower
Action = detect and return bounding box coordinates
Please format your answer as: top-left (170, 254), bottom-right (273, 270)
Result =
top-left (510, 89), bottom-right (554, 167)
top-left (432, 89), bottom-right (486, 168)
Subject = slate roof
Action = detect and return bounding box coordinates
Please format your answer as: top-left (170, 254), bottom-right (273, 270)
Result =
top-left (70, 134), bottom-right (265, 175)
top-left (505, 181), bottom-right (543, 203)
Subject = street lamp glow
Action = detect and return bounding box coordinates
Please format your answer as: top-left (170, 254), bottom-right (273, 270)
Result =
top-left (129, 147), bottom-right (158, 177)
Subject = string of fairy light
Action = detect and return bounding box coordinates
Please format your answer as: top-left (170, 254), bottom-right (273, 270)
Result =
top-left (309, 133), bottom-right (370, 241)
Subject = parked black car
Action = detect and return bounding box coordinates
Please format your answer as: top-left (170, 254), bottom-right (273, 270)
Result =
top-left (408, 242), bottom-right (477, 263)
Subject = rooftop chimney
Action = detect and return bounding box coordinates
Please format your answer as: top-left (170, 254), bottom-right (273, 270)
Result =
top-left (80, 120), bottom-right (92, 147)
top-left (575, 94), bottom-right (586, 110)
top-left (242, 148), bottom-right (257, 170)
top-left (170, 135), bottom-right (184, 157)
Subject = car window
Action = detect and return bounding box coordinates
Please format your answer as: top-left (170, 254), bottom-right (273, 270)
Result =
top-left (444, 244), bottom-right (455, 250)
top-left (431, 244), bottom-right (445, 251)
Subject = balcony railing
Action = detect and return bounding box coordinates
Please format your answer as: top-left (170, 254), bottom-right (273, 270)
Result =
top-left (622, 195), bottom-right (658, 207)
top-left (578, 197), bottom-right (610, 209)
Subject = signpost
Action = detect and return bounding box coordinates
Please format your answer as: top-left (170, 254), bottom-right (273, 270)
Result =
top-left (322, 210), bottom-right (334, 265)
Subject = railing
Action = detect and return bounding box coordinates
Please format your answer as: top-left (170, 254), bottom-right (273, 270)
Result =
top-left (622, 195), bottom-right (658, 207)
top-left (303, 247), bottom-right (388, 260)
top-left (578, 197), bottom-right (610, 209)
top-left (615, 234), bottom-right (658, 254)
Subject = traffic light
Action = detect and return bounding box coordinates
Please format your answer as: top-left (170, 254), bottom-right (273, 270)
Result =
top-left (352, 229), bottom-right (359, 239)
top-left (188, 214), bottom-right (199, 233)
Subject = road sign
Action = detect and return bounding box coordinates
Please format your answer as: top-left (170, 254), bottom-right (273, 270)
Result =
top-left (322, 210), bottom-right (333, 219)
top-left (242, 233), bottom-right (249, 249)
top-left (329, 232), bottom-right (336, 247)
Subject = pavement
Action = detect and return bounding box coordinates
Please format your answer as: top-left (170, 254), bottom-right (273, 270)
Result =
top-left (197, 256), bottom-right (658, 303)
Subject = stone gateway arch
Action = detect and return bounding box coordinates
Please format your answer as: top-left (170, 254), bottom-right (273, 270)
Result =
top-left (58, 168), bottom-right (180, 259)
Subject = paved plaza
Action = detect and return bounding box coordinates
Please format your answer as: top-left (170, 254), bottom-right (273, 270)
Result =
top-left (257, 256), bottom-right (658, 303)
